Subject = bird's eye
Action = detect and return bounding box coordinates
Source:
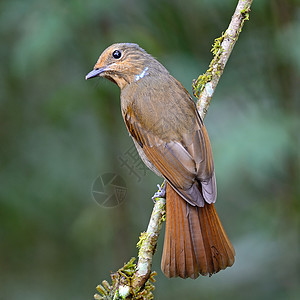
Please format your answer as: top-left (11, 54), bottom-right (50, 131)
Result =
top-left (112, 50), bottom-right (122, 59)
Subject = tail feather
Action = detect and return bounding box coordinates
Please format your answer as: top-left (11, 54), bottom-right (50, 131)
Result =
top-left (161, 183), bottom-right (235, 279)
top-left (169, 197), bottom-right (177, 277)
top-left (161, 200), bottom-right (171, 275)
top-left (188, 203), bottom-right (209, 276)
top-left (201, 204), bottom-right (225, 272)
top-left (178, 193), bottom-right (198, 278)
top-left (211, 205), bottom-right (235, 265)
top-left (174, 191), bottom-right (185, 278)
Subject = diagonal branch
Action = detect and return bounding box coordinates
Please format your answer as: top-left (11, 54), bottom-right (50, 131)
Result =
top-left (94, 0), bottom-right (253, 299)
top-left (194, 0), bottom-right (253, 119)
top-left (131, 0), bottom-right (253, 292)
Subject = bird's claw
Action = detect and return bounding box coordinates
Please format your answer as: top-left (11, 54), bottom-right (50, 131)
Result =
top-left (152, 182), bottom-right (166, 202)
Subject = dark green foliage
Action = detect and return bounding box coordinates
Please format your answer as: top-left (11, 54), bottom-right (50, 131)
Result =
top-left (0, 0), bottom-right (299, 299)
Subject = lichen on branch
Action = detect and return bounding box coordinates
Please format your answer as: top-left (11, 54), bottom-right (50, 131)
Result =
top-left (193, 0), bottom-right (253, 120)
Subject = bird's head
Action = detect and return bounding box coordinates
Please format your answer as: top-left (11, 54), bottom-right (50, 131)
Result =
top-left (85, 43), bottom-right (168, 89)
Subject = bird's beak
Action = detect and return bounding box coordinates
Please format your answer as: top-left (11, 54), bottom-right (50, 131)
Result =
top-left (85, 67), bottom-right (106, 80)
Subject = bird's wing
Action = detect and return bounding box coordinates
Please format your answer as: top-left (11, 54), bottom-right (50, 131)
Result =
top-left (124, 108), bottom-right (216, 207)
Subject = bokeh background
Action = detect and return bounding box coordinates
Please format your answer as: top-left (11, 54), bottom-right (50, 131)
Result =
top-left (1, 0), bottom-right (299, 299)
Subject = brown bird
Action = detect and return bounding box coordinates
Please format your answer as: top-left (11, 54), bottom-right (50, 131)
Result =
top-left (86, 43), bottom-right (235, 279)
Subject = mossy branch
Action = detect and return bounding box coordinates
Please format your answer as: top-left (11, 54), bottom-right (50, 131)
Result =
top-left (94, 197), bottom-right (165, 300)
top-left (193, 0), bottom-right (253, 119)
top-left (94, 0), bottom-right (252, 299)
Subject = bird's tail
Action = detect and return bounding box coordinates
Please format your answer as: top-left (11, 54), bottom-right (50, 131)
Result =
top-left (161, 183), bottom-right (235, 279)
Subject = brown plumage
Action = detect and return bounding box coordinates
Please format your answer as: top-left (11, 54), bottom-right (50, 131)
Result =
top-left (86, 43), bottom-right (235, 278)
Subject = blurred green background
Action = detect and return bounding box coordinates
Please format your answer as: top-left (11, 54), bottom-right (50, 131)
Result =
top-left (0, 0), bottom-right (299, 299)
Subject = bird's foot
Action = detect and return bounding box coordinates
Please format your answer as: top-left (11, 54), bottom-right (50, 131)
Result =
top-left (152, 181), bottom-right (166, 202)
